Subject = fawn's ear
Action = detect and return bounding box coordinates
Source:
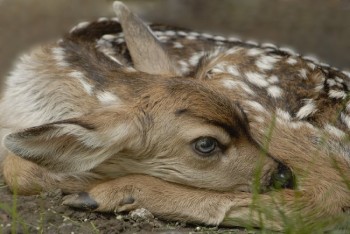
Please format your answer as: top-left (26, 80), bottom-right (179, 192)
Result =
top-left (113, 1), bottom-right (179, 76)
top-left (3, 107), bottom-right (139, 173)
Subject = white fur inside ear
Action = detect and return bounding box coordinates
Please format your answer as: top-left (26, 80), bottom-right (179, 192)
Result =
top-left (113, 1), bottom-right (130, 18)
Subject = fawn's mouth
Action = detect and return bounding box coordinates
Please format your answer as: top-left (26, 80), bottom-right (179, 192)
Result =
top-left (269, 163), bottom-right (295, 190)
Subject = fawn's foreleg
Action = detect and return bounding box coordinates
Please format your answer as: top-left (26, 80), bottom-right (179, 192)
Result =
top-left (2, 153), bottom-right (100, 195)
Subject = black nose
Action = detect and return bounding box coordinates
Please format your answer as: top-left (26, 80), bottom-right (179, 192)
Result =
top-left (270, 163), bottom-right (295, 189)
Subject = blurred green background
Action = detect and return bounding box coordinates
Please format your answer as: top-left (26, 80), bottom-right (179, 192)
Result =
top-left (0, 0), bottom-right (349, 90)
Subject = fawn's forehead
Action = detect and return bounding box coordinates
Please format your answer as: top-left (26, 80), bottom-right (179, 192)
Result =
top-left (159, 79), bottom-right (247, 137)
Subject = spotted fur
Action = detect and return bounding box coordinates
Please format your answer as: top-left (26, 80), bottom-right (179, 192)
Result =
top-left (1, 1), bottom-right (349, 231)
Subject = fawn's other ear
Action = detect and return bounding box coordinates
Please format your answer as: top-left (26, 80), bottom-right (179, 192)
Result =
top-left (3, 107), bottom-right (138, 173)
top-left (113, 1), bottom-right (179, 76)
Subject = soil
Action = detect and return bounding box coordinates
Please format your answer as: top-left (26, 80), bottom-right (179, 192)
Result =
top-left (0, 175), bottom-right (251, 234)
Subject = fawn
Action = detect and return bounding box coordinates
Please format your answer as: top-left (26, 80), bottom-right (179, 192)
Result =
top-left (1, 1), bottom-right (350, 230)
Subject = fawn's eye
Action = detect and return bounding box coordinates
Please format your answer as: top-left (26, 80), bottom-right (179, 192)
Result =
top-left (193, 137), bottom-right (218, 156)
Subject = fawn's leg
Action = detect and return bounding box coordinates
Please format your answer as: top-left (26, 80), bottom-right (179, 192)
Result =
top-left (63, 174), bottom-right (255, 225)
top-left (2, 153), bottom-right (98, 195)
top-left (64, 174), bottom-right (346, 230)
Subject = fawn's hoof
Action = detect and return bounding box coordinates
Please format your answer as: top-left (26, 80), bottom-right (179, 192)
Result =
top-left (62, 192), bottom-right (99, 210)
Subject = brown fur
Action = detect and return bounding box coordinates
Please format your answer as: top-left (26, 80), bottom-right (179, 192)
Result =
top-left (1, 1), bottom-right (349, 231)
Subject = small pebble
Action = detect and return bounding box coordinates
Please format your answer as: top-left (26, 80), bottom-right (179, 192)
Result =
top-left (129, 208), bottom-right (154, 221)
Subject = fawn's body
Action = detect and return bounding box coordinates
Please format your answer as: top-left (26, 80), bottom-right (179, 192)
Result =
top-left (1, 2), bottom-right (350, 230)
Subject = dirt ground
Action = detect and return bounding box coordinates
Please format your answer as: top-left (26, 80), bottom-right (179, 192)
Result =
top-left (0, 0), bottom-right (349, 233)
top-left (0, 175), bottom-right (251, 234)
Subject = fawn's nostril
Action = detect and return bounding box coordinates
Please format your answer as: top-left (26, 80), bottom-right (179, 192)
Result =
top-left (270, 164), bottom-right (295, 189)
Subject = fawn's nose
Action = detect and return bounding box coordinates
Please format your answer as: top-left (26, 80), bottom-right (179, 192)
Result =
top-left (270, 163), bottom-right (295, 190)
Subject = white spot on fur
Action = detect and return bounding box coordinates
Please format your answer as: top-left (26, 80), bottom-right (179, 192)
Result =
top-left (286, 57), bottom-right (298, 65)
top-left (261, 43), bottom-right (278, 49)
top-left (97, 91), bottom-right (121, 105)
top-left (96, 39), bottom-right (122, 65)
top-left (247, 48), bottom-right (263, 56)
top-left (177, 31), bottom-right (188, 36)
top-left (228, 37), bottom-right (241, 42)
top-left (189, 52), bottom-right (205, 66)
top-left (214, 36), bottom-right (226, 41)
top-left (212, 63), bottom-right (240, 77)
top-left (111, 17), bottom-right (119, 22)
top-left (173, 42), bottom-right (184, 49)
top-left (299, 69), bottom-right (308, 79)
top-left (256, 55), bottom-right (279, 71)
top-left (314, 84), bottom-right (324, 92)
top-left (335, 77), bottom-right (343, 83)
top-left (226, 66), bottom-right (240, 76)
top-left (267, 75), bottom-right (279, 84)
top-left (97, 38), bottom-right (112, 48)
top-left (341, 113), bottom-right (350, 129)
top-left (102, 34), bottom-right (116, 41)
top-left (279, 47), bottom-right (298, 56)
top-left (290, 122), bottom-right (303, 129)
top-left (165, 30), bottom-right (176, 36)
top-left (329, 90), bottom-right (347, 99)
top-left (221, 80), bottom-right (255, 96)
top-left (245, 40), bottom-right (259, 46)
top-left (342, 71), bottom-right (350, 78)
top-left (189, 32), bottom-right (200, 37)
top-left (98, 17), bottom-right (108, 22)
top-left (276, 108), bottom-right (291, 121)
top-left (255, 116), bottom-right (265, 123)
top-left (116, 38), bottom-right (125, 44)
top-left (327, 79), bottom-right (336, 87)
top-left (267, 86), bottom-right (283, 98)
top-left (296, 99), bottom-right (317, 119)
top-left (178, 60), bottom-right (190, 73)
top-left (320, 62), bottom-right (330, 68)
top-left (186, 35), bottom-right (197, 40)
top-left (157, 36), bottom-right (169, 42)
top-left (245, 72), bottom-right (268, 87)
top-left (201, 33), bottom-right (214, 39)
top-left (52, 47), bottom-right (69, 67)
top-left (107, 55), bottom-right (122, 64)
top-left (245, 100), bottom-right (266, 112)
top-left (69, 71), bottom-right (93, 95)
top-left (324, 124), bottom-right (346, 138)
top-left (225, 47), bottom-right (240, 55)
top-left (307, 62), bottom-right (316, 70)
top-left (303, 55), bottom-right (319, 64)
top-left (222, 79), bottom-right (236, 89)
top-left (70, 21), bottom-right (90, 33)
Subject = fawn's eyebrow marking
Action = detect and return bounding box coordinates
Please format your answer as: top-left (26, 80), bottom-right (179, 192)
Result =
top-left (174, 109), bottom-right (239, 138)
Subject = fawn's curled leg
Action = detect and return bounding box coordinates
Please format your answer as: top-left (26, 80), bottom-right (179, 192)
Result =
top-left (63, 174), bottom-right (253, 226)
